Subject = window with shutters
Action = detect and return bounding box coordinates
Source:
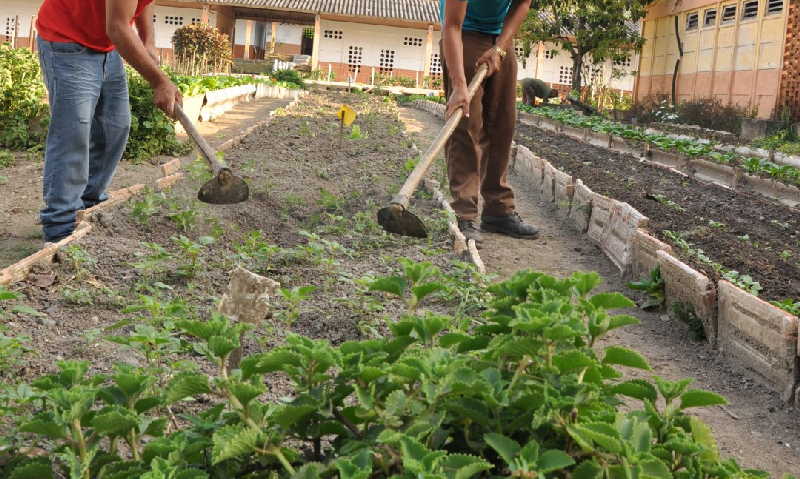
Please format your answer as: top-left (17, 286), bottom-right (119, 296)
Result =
top-left (558, 65), bottom-right (573, 85)
top-left (704, 8), bottom-right (717, 26)
top-left (767, 0), bottom-right (784, 15)
top-left (742, 0), bottom-right (759, 19)
top-left (164, 16), bottom-right (184, 26)
top-left (323, 30), bottom-right (343, 39)
top-left (429, 53), bottom-right (442, 77)
top-left (403, 37), bottom-right (423, 47)
top-left (686, 12), bottom-right (699, 30)
top-left (721, 5), bottom-right (737, 24)
top-left (347, 46), bottom-right (363, 73)
top-left (379, 49), bottom-right (396, 74)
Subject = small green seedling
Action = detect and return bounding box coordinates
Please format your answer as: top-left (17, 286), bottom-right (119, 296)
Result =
top-left (627, 266), bottom-right (665, 310)
top-left (278, 286), bottom-right (316, 325)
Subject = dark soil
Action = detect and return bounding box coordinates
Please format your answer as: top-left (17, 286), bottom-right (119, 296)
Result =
top-left (516, 124), bottom-right (800, 303)
top-left (1, 93), bottom-right (463, 384)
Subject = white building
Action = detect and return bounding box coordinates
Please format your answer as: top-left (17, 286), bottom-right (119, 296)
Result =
top-left (1, 0), bottom-right (636, 92)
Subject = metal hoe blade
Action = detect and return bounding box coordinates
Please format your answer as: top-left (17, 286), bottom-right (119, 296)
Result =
top-left (377, 204), bottom-right (428, 238)
top-left (198, 168), bottom-right (250, 205)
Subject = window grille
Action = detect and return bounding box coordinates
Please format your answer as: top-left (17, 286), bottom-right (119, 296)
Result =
top-left (379, 49), bottom-right (396, 74)
top-left (403, 37), bottom-right (423, 47)
top-left (347, 46), bottom-right (363, 73)
top-left (429, 53), bottom-right (442, 76)
top-left (323, 30), bottom-right (343, 39)
top-left (558, 65), bottom-right (573, 85)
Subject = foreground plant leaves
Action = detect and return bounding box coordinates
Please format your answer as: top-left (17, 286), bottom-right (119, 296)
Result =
top-left (1, 263), bottom-right (772, 479)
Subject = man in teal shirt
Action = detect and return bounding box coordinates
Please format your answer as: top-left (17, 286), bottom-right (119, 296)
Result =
top-left (440, 0), bottom-right (539, 243)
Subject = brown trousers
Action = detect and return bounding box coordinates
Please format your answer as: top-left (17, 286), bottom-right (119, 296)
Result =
top-left (442, 30), bottom-right (517, 220)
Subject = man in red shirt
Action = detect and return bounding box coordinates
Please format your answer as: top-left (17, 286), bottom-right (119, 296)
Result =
top-left (36, 0), bottom-right (181, 243)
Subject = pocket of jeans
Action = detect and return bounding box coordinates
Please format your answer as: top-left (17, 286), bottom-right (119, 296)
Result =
top-left (50, 41), bottom-right (88, 55)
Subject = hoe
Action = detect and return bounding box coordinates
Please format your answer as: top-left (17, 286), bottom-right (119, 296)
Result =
top-left (378, 65), bottom-right (488, 238)
top-left (175, 104), bottom-right (250, 205)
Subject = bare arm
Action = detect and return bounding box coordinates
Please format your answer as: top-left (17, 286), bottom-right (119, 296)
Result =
top-left (496, 0), bottom-right (532, 52)
top-left (134, 3), bottom-right (159, 63)
top-left (475, 0), bottom-right (531, 77)
top-left (442, 0), bottom-right (469, 118)
top-left (106, 0), bottom-right (180, 116)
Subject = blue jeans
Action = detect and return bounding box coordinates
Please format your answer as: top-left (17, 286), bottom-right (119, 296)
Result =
top-left (37, 37), bottom-right (130, 241)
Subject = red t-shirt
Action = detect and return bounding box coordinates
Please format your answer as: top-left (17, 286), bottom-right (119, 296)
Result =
top-left (37, 0), bottom-right (153, 52)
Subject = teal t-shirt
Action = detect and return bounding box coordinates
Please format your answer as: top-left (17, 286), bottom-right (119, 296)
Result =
top-left (439, 0), bottom-right (513, 35)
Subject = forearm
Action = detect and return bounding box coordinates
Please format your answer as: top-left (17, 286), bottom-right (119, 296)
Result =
top-left (107, 23), bottom-right (167, 87)
top-left (496, 0), bottom-right (532, 51)
top-left (443, 25), bottom-right (467, 89)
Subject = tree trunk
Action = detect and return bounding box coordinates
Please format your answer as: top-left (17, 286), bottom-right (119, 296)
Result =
top-left (571, 53), bottom-right (583, 93)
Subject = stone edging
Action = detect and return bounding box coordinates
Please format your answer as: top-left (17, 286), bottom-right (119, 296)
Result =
top-left (0, 96), bottom-right (304, 288)
top-left (409, 99), bottom-right (800, 406)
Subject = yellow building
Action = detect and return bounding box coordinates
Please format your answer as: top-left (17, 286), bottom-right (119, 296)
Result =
top-left (637, 0), bottom-right (799, 119)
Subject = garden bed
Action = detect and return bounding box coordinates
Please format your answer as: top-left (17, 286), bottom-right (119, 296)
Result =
top-left (0, 92), bottom-right (462, 382)
top-left (516, 123), bottom-right (800, 305)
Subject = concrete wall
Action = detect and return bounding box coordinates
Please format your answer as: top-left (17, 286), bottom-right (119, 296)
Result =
top-left (638, 0), bottom-right (789, 118)
top-left (152, 5), bottom-right (217, 49)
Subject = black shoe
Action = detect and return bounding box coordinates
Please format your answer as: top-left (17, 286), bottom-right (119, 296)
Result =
top-left (481, 212), bottom-right (540, 239)
top-left (457, 218), bottom-right (483, 244)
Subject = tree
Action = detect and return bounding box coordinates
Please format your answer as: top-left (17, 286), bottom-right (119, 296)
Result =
top-left (519, 0), bottom-right (654, 93)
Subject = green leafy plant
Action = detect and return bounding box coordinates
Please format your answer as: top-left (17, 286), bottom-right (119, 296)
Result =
top-left (722, 270), bottom-right (763, 296)
top-left (62, 245), bottom-right (97, 281)
top-left (131, 190), bottom-right (165, 226)
top-left (0, 262), bottom-right (780, 478)
top-left (132, 242), bottom-right (174, 277)
top-left (167, 205), bottom-right (198, 233)
top-left (172, 235), bottom-right (215, 279)
top-left (0, 44), bottom-right (49, 150)
top-left (277, 286), bottom-right (316, 325)
top-left (770, 298), bottom-right (800, 316)
top-left (628, 266), bottom-right (666, 310)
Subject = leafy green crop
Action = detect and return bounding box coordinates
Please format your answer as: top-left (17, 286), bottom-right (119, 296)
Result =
top-left (0, 261), bottom-right (783, 478)
top-left (0, 44), bottom-right (49, 149)
top-left (516, 104), bottom-right (800, 187)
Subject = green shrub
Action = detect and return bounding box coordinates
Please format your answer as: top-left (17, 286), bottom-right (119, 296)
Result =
top-left (0, 44), bottom-right (49, 149)
top-left (271, 68), bottom-right (304, 88)
top-left (125, 68), bottom-right (191, 162)
top-left (0, 263), bottom-right (780, 478)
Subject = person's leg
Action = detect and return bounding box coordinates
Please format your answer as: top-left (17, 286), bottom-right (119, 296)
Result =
top-left (83, 50), bottom-right (131, 208)
top-left (480, 47), bottom-right (539, 239)
top-left (480, 44), bottom-right (517, 217)
top-left (37, 38), bottom-right (102, 242)
top-left (442, 32), bottom-right (494, 222)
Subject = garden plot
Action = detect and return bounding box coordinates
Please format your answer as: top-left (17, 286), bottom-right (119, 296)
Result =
top-left (516, 123), bottom-right (800, 305)
top-left (0, 92), bottom-right (469, 382)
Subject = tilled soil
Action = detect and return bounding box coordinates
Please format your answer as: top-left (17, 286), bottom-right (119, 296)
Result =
top-left (1, 93), bottom-right (461, 384)
top-left (399, 107), bottom-right (800, 476)
top-left (516, 124), bottom-right (800, 303)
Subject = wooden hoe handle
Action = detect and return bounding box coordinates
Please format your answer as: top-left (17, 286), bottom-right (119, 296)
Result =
top-left (391, 64), bottom-right (489, 208)
top-left (175, 104), bottom-right (226, 174)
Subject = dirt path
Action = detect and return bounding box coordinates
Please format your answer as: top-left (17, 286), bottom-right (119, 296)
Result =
top-left (398, 106), bottom-right (800, 477)
top-left (0, 98), bottom-right (288, 269)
